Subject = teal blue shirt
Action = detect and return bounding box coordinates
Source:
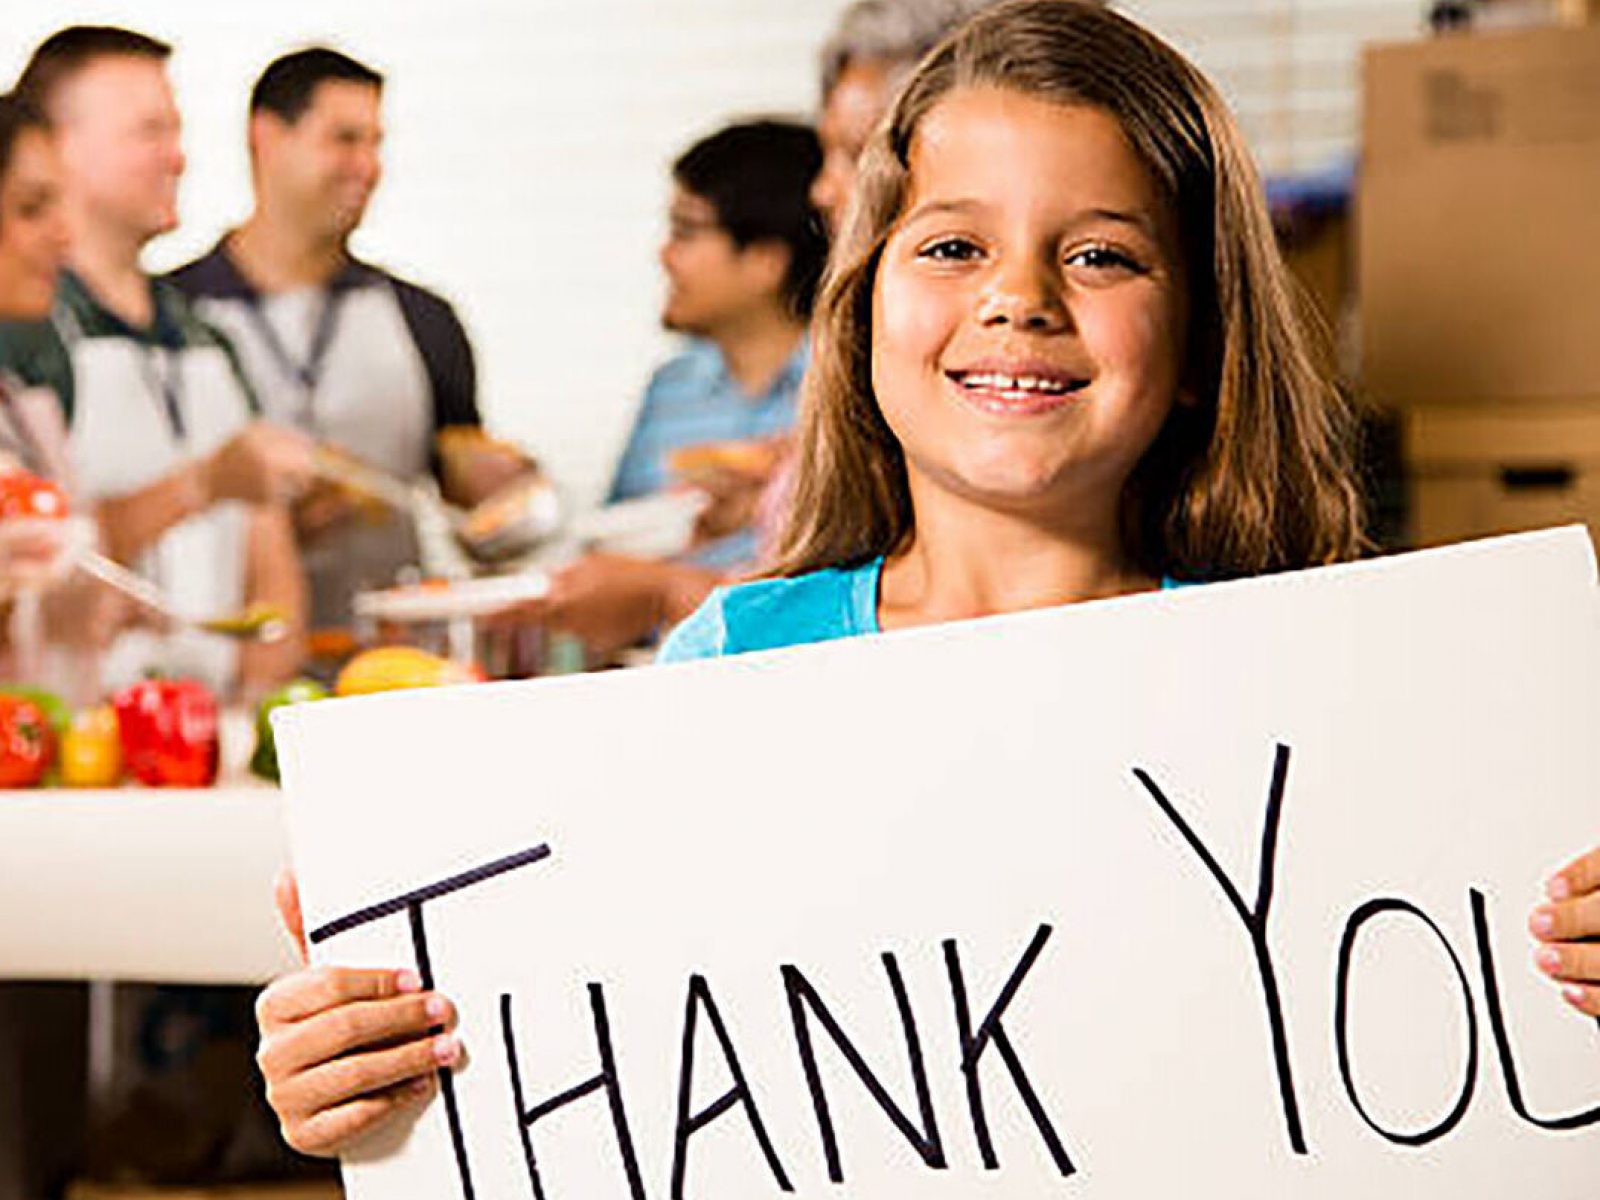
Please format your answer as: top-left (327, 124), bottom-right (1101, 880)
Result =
top-left (659, 558), bottom-right (1182, 662)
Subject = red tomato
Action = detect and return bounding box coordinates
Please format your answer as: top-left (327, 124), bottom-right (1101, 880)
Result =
top-left (0, 470), bottom-right (70, 520)
top-left (0, 694), bottom-right (56, 787)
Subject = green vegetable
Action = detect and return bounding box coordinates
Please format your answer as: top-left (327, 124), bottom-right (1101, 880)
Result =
top-left (250, 679), bottom-right (328, 783)
top-left (4, 687), bottom-right (69, 736)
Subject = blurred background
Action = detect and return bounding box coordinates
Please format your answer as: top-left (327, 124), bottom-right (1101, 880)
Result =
top-left (0, 0), bottom-right (1426, 504)
top-left (4, 0), bottom-right (837, 505)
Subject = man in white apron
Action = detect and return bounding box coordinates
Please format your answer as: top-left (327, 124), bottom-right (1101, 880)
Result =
top-left (8, 26), bottom-right (313, 699)
top-left (1, 30), bottom-right (327, 1195)
top-left (169, 47), bottom-right (529, 632)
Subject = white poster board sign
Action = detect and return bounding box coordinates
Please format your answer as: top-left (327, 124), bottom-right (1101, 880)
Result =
top-left (278, 528), bottom-right (1600, 1200)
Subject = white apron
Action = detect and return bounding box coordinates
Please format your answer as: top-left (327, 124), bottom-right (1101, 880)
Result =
top-left (198, 282), bottom-right (433, 627)
top-left (64, 328), bottom-right (254, 695)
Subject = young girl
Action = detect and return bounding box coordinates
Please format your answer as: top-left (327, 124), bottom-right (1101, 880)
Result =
top-left (255, 0), bottom-right (1600, 1157)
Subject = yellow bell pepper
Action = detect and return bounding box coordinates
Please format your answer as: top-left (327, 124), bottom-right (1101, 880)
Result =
top-left (59, 704), bottom-right (123, 788)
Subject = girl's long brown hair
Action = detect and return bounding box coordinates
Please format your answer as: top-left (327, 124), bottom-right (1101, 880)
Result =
top-left (772, 0), bottom-right (1365, 582)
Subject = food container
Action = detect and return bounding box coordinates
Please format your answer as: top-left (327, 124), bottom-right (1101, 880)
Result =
top-left (454, 475), bottom-right (563, 563)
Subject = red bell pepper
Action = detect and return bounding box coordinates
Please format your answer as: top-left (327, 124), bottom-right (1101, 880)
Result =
top-left (0, 694), bottom-right (56, 787)
top-left (112, 678), bottom-right (219, 788)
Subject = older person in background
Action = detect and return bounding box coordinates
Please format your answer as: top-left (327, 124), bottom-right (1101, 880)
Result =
top-left (170, 47), bottom-right (528, 631)
top-left (811, 0), bottom-right (998, 230)
top-left (530, 0), bottom-right (996, 658)
top-left (0, 26), bottom-right (311, 698)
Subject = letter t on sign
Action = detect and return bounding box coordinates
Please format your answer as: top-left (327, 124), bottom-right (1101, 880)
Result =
top-left (308, 844), bottom-right (555, 1200)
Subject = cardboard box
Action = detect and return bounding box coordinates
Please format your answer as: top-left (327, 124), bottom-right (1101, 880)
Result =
top-left (1404, 401), bottom-right (1600, 544)
top-left (1359, 25), bottom-right (1600, 406)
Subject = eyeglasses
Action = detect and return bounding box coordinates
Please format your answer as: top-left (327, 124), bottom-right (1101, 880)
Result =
top-left (666, 214), bottom-right (724, 243)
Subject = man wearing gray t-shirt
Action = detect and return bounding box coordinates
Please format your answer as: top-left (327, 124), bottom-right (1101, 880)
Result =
top-left (170, 48), bottom-right (528, 630)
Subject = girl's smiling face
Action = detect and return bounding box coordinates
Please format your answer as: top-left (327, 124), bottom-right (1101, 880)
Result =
top-left (871, 87), bottom-right (1188, 527)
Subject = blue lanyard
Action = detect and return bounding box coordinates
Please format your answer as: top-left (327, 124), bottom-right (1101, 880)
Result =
top-left (136, 347), bottom-right (187, 442)
top-left (241, 288), bottom-right (346, 426)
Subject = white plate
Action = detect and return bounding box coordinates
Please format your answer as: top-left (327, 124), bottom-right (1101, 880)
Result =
top-left (570, 489), bottom-right (708, 558)
top-left (353, 571), bottom-right (551, 623)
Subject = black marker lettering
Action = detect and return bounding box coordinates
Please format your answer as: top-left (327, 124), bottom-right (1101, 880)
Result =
top-left (1334, 898), bottom-right (1479, 1145)
top-left (782, 953), bottom-right (946, 1182)
top-left (501, 986), bottom-right (649, 1200)
top-left (1132, 744), bottom-right (1308, 1154)
top-left (1471, 889), bottom-right (1600, 1131)
top-left (311, 844), bottom-right (553, 1200)
top-left (943, 926), bottom-right (1075, 1177)
top-left (671, 974), bottom-right (793, 1198)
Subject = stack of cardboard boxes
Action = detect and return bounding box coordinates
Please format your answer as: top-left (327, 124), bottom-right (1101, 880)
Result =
top-left (1360, 19), bottom-right (1600, 547)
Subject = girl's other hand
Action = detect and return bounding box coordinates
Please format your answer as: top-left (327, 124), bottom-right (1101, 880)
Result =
top-left (1529, 845), bottom-right (1600, 1017)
